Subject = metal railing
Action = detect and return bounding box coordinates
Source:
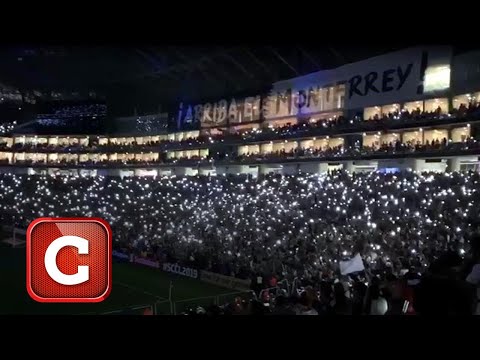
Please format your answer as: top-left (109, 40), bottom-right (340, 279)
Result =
top-left (169, 290), bottom-right (258, 315)
top-left (258, 279), bottom-right (291, 301)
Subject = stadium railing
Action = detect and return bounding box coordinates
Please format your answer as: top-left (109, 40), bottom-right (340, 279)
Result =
top-left (101, 304), bottom-right (155, 315)
top-left (170, 290), bottom-right (258, 314)
top-left (291, 277), bottom-right (301, 294)
top-left (154, 299), bottom-right (173, 315)
top-left (215, 290), bottom-right (257, 307)
top-left (1, 225), bottom-right (26, 248)
top-left (77, 303), bottom-right (157, 315)
top-left (172, 295), bottom-right (219, 315)
top-left (259, 279), bottom-right (291, 302)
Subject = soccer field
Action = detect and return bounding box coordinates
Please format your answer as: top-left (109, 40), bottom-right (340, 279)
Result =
top-left (0, 244), bottom-right (239, 315)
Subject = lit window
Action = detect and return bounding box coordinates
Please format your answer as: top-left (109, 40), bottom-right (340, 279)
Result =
top-left (424, 65), bottom-right (450, 92)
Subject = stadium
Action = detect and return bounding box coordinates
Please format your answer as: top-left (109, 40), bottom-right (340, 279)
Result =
top-left (0, 45), bottom-right (479, 315)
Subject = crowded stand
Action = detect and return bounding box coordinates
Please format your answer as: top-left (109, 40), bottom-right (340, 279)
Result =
top-left (5, 157), bottom-right (165, 167)
top-left (0, 121), bottom-right (16, 135)
top-left (1, 136), bottom-right (477, 167)
top-left (0, 88), bottom-right (22, 103)
top-left (2, 46), bottom-right (480, 315)
top-left (36, 103), bottom-right (107, 119)
top-left (231, 137), bottom-right (480, 163)
top-left (0, 103), bottom-right (478, 155)
top-left (1, 170), bottom-right (479, 315)
top-left (0, 106), bottom-right (478, 166)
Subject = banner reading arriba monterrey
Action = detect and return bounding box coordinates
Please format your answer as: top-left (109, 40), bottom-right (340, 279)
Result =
top-left (200, 270), bottom-right (251, 291)
top-left (177, 95), bottom-right (267, 128)
top-left (176, 88), bottom-right (344, 129)
top-left (176, 47), bottom-right (451, 129)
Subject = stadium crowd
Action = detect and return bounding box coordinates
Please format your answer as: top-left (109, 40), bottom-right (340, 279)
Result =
top-left (231, 137), bottom-right (480, 163)
top-left (0, 121), bottom-right (16, 135)
top-left (2, 104), bottom-right (479, 154)
top-left (1, 137), bottom-right (479, 167)
top-left (0, 170), bottom-right (479, 315)
top-left (36, 103), bottom-right (107, 119)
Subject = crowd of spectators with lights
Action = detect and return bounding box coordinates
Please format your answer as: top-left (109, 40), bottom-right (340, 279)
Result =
top-left (221, 137), bottom-right (480, 163)
top-left (3, 102), bottom-right (480, 154)
top-left (3, 157), bottom-right (164, 167)
top-left (37, 103), bottom-right (107, 119)
top-left (0, 121), bottom-right (16, 135)
top-left (0, 170), bottom-right (479, 315)
top-left (1, 135), bottom-right (479, 167)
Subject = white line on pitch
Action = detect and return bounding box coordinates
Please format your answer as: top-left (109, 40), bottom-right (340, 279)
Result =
top-left (114, 281), bottom-right (167, 301)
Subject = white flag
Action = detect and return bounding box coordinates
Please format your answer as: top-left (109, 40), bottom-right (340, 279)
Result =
top-left (339, 253), bottom-right (365, 275)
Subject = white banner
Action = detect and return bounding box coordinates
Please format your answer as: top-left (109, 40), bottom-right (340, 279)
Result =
top-left (339, 253), bottom-right (365, 275)
top-left (177, 47), bottom-right (452, 127)
top-left (341, 48), bottom-right (423, 109)
top-left (273, 47), bottom-right (452, 110)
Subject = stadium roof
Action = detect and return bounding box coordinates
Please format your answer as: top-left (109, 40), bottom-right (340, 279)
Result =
top-left (0, 45), bottom-right (473, 116)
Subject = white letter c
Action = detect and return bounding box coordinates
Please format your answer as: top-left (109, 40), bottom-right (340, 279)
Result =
top-left (44, 235), bottom-right (89, 285)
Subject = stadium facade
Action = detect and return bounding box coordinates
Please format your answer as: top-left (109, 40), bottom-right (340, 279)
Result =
top-left (1, 45), bottom-right (480, 177)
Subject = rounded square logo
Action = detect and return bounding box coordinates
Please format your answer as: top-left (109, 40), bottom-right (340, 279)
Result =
top-left (26, 218), bottom-right (112, 303)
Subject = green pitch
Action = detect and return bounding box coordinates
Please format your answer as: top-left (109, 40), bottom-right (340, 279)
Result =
top-left (0, 244), bottom-right (238, 315)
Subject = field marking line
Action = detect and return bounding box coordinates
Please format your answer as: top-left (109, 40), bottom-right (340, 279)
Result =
top-left (113, 281), bottom-right (168, 301)
top-left (75, 303), bottom-right (155, 315)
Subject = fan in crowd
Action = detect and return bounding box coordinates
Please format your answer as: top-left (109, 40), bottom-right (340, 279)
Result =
top-left (0, 170), bottom-right (479, 315)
